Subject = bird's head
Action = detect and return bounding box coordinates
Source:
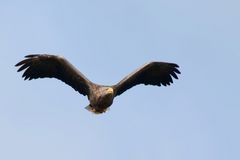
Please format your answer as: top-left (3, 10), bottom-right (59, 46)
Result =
top-left (96, 87), bottom-right (114, 101)
top-left (99, 87), bottom-right (114, 101)
top-left (105, 87), bottom-right (114, 95)
top-left (102, 87), bottom-right (114, 100)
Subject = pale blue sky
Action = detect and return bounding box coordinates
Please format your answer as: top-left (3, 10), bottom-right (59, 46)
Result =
top-left (0, 0), bottom-right (240, 160)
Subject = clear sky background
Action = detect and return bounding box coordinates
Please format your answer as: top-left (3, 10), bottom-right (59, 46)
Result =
top-left (0, 0), bottom-right (240, 160)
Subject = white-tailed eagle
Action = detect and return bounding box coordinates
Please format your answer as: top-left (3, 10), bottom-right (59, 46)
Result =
top-left (16, 54), bottom-right (180, 114)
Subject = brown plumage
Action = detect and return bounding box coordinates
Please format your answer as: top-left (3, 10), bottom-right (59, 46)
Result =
top-left (15, 54), bottom-right (181, 114)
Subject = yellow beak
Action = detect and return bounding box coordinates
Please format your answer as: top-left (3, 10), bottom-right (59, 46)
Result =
top-left (106, 88), bottom-right (114, 94)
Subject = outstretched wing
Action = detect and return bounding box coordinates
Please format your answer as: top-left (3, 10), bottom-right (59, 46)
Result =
top-left (113, 62), bottom-right (180, 96)
top-left (15, 54), bottom-right (91, 96)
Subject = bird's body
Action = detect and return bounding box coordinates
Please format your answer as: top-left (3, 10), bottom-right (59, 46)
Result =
top-left (15, 54), bottom-right (180, 114)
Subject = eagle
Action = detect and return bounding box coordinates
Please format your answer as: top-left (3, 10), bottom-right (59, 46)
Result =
top-left (15, 54), bottom-right (180, 114)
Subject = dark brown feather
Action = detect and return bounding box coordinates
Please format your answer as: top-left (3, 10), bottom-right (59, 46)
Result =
top-left (15, 54), bottom-right (91, 96)
top-left (113, 62), bottom-right (180, 96)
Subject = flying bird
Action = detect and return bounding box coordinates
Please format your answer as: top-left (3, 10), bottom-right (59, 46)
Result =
top-left (15, 54), bottom-right (180, 114)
